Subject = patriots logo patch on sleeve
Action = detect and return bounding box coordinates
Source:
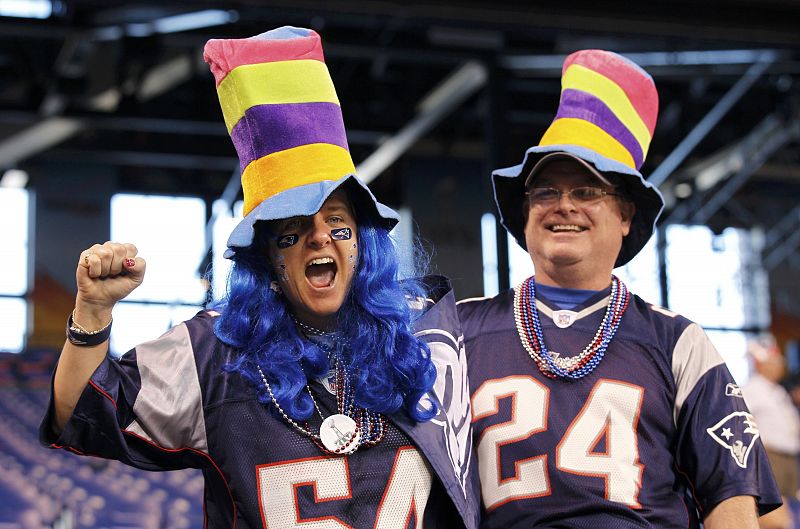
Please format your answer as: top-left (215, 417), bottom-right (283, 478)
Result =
top-left (725, 383), bottom-right (743, 398)
top-left (706, 412), bottom-right (760, 468)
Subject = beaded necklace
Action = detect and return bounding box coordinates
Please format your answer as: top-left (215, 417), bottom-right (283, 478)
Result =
top-left (256, 319), bottom-right (387, 455)
top-left (513, 275), bottom-right (630, 380)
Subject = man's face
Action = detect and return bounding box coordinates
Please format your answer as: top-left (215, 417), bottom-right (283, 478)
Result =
top-left (523, 160), bottom-right (634, 278)
top-left (266, 190), bottom-right (358, 329)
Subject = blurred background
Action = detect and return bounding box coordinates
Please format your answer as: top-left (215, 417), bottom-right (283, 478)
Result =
top-left (1, 0), bottom-right (799, 526)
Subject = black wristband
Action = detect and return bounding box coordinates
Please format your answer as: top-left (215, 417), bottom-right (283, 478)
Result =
top-left (66, 313), bottom-right (112, 346)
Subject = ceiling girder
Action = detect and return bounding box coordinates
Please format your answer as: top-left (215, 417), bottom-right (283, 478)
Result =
top-left (647, 53), bottom-right (775, 189)
top-left (690, 116), bottom-right (797, 225)
top-left (763, 206), bottom-right (800, 270)
top-left (661, 112), bottom-right (798, 226)
top-left (356, 60), bottom-right (487, 183)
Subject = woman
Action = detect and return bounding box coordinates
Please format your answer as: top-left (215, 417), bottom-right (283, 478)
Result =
top-left (41, 26), bottom-right (478, 528)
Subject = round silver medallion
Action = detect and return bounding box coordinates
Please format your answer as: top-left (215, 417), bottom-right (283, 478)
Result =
top-left (320, 414), bottom-right (360, 454)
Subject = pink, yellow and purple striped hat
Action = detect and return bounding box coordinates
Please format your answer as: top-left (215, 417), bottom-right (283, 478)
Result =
top-left (204, 26), bottom-right (399, 257)
top-left (492, 49), bottom-right (665, 267)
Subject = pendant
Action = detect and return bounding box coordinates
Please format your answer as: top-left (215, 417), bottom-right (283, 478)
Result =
top-left (552, 310), bottom-right (578, 328)
top-left (320, 414), bottom-right (360, 454)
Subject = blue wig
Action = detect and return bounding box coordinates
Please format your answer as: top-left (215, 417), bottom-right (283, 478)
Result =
top-left (212, 207), bottom-right (438, 423)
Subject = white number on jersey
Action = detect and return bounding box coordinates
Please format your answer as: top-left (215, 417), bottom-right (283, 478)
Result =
top-left (472, 376), bottom-right (550, 510)
top-left (472, 377), bottom-right (644, 511)
top-left (256, 446), bottom-right (431, 528)
top-left (374, 447), bottom-right (432, 529)
top-left (556, 380), bottom-right (644, 507)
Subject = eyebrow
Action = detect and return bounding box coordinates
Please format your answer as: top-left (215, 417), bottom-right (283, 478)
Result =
top-left (531, 179), bottom-right (603, 187)
top-left (321, 203), bottom-right (353, 215)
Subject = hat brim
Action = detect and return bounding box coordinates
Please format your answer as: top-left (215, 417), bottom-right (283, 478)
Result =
top-left (492, 144), bottom-right (665, 268)
top-left (525, 152), bottom-right (614, 188)
top-left (224, 174), bottom-right (400, 258)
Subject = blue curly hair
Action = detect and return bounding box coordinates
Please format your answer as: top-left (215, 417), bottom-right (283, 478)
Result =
top-left (211, 198), bottom-right (438, 423)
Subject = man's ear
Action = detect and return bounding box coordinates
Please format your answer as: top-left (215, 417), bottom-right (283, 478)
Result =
top-left (620, 200), bottom-right (636, 237)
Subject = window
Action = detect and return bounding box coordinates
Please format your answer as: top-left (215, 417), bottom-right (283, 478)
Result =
top-left (616, 236), bottom-right (661, 306)
top-left (109, 194), bottom-right (207, 355)
top-left (210, 199), bottom-right (242, 302)
top-left (508, 231), bottom-right (534, 289)
top-left (0, 188), bottom-right (30, 353)
top-left (480, 213), bottom-right (499, 297)
top-left (480, 213), bottom-right (534, 296)
top-left (667, 225), bottom-right (766, 383)
top-left (390, 207), bottom-right (416, 280)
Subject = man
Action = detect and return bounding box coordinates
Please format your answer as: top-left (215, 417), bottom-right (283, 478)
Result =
top-left (743, 335), bottom-right (800, 529)
top-left (458, 49), bottom-right (781, 528)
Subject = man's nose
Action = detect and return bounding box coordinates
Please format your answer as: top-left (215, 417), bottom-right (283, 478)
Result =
top-left (555, 189), bottom-right (578, 210)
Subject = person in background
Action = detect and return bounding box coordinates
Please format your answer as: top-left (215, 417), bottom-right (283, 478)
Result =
top-left (40, 26), bottom-right (479, 528)
top-left (743, 335), bottom-right (800, 529)
top-left (458, 49), bottom-right (781, 528)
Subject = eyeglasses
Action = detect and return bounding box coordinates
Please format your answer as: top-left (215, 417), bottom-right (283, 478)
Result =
top-left (525, 186), bottom-right (625, 205)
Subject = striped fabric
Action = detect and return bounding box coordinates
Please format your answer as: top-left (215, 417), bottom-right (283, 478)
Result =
top-left (539, 49), bottom-right (659, 171)
top-left (204, 26), bottom-right (356, 216)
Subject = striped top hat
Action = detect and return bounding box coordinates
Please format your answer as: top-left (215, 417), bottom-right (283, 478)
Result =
top-left (492, 49), bottom-right (665, 267)
top-left (204, 26), bottom-right (399, 258)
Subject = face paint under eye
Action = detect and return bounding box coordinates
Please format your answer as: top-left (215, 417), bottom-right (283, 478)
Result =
top-left (277, 234), bottom-right (299, 248)
top-left (331, 227), bottom-right (352, 240)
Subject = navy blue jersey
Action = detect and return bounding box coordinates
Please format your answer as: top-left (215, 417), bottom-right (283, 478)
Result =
top-left (458, 285), bottom-right (780, 529)
top-left (41, 279), bottom-right (480, 529)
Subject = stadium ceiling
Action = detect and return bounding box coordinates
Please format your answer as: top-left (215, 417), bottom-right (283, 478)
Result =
top-left (1, 0), bottom-right (799, 276)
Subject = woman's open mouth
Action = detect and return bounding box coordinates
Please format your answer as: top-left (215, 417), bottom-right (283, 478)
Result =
top-left (306, 257), bottom-right (337, 288)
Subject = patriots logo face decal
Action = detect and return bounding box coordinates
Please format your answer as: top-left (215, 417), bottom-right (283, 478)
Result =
top-left (276, 234), bottom-right (299, 248)
top-left (706, 412), bottom-right (760, 468)
top-left (331, 227), bottom-right (352, 240)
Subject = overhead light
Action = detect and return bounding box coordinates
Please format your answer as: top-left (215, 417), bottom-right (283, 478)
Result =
top-left (153, 9), bottom-right (238, 33)
top-left (0, 117), bottom-right (83, 167)
top-left (0, 0), bottom-right (52, 19)
top-left (673, 182), bottom-right (693, 199)
top-left (126, 9), bottom-right (238, 36)
top-left (137, 55), bottom-right (192, 101)
top-left (0, 169), bottom-right (29, 188)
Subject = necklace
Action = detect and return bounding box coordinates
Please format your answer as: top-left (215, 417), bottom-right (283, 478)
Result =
top-left (257, 331), bottom-right (387, 455)
top-left (513, 275), bottom-right (630, 380)
top-left (291, 316), bottom-right (336, 337)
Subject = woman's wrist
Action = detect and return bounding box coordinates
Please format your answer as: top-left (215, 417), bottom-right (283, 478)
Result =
top-left (66, 310), bottom-right (113, 347)
top-left (72, 300), bottom-right (113, 331)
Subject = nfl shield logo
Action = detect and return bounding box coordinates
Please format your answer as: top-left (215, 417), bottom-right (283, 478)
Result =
top-left (553, 310), bottom-right (578, 328)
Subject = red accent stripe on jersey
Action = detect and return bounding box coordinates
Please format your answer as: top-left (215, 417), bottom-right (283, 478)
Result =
top-left (89, 380), bottom-right (118, 410)
top-left (50, 434), bottom-right (236, 527)
top-left (122, 428), bottom-right (237, 529)
top-left (674, 463), bottom-right (703, 515)
top-left (51, 442), bottom-right (88, 456)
